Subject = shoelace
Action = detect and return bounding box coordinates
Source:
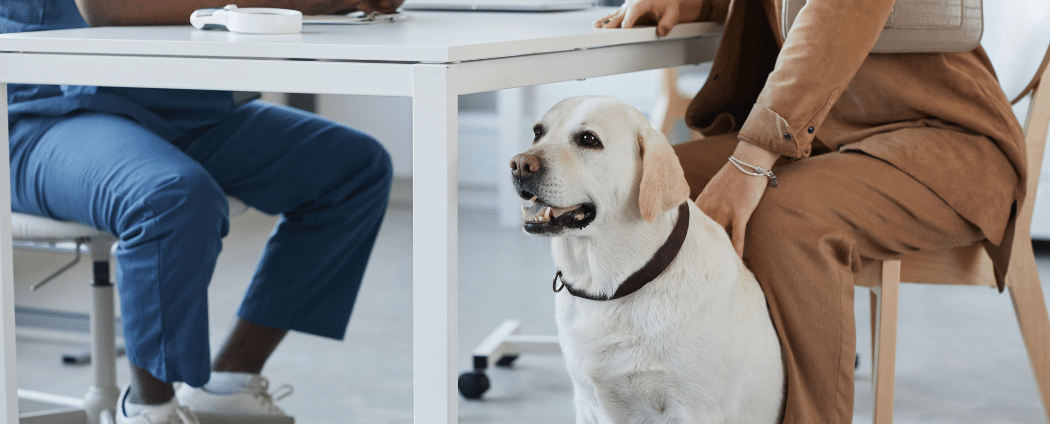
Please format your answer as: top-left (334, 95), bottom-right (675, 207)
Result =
top-left (248, 376), bottom-right (294, 413)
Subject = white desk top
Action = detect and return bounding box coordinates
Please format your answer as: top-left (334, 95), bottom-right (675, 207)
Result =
top-left (0, 8), bottom-right (721, 63)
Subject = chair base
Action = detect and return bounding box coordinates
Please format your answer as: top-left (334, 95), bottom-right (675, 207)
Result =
top-left (457, 320), bottom-right (560, 400)
top-left (19, 390), bottom-right (86, 424)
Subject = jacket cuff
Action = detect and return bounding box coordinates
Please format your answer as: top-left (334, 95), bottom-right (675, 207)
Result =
top-left (739, 103), bottom-right (813, 158)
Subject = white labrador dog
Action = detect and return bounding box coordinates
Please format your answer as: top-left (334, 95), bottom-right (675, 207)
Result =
top-left (510, 96), bottom-right (784, 423)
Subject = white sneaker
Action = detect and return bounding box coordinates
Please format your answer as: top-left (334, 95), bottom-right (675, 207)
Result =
top-left (116, 385), bottom-right (200, 424)
top-left (175, 372), bottom-right (293, 416)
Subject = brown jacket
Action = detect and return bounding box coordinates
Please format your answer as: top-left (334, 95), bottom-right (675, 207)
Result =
top-left (685, 0), bottom-right (1027, 289)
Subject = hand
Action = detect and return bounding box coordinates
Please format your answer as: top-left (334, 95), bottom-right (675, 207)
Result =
top-left (695, 142), bottom-right (779, 258)
top-left (350, 0), bottom-right (406, 14)
top-left (593, 0), bottom-right (706, 37)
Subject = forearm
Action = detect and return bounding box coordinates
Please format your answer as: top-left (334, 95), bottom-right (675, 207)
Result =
top-left (738, 0), bottom-right (895, 158)
top-left (74, 0), bottom-right (351, 26)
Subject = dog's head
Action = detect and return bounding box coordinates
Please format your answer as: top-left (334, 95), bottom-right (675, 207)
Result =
top-left (510, 96), bottom-right (690, 237)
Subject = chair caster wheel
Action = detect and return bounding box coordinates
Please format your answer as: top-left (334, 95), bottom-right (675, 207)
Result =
top-left (458, 371), bottom-right (490, 400)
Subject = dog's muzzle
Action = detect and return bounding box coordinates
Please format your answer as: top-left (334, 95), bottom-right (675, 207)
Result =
top-left (510, 152), bottom-right (596, 235)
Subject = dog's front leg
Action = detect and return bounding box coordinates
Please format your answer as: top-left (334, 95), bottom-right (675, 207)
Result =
top-left (572, 381), bottom-right (613, 424)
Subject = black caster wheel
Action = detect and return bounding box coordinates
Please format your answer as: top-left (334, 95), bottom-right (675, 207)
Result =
top-left (495, 355), bottom-right (518, 368)
top-left (458, 371), bottom-right (490, 400)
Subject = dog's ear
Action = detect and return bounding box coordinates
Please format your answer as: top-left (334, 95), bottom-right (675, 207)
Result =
top-left (637, 126), bottom-right (690, 223)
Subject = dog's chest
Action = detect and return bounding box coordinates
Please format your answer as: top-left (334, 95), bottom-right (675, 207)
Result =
top-left (554, 288), bottom-right (701, 366)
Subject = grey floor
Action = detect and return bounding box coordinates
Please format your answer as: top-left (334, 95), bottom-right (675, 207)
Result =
top-left (13, 202), bottom-right (1050, 423)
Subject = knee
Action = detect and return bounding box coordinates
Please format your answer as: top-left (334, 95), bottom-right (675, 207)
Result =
top-left (358, 134), bottom-right (394, 190)
top-left (335, 131), bottom-right (394, 204)
top-left (119, 168), bottom-right (229, 239)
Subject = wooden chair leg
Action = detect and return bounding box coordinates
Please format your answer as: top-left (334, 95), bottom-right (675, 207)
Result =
top-left (651, 68), bottom-right (681, 138)
top-left (1006, 243), bottom-right (1050, 421)
top-left (871, 290), bottom-right (878, 374)
top-left (872, 259), bottom-right (901, 424)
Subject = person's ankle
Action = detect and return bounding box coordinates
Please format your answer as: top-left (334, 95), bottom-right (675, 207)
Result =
top-left (128, 364), bottom-right (176, 405)
top-left (126, 385), bottom-right (175, 406)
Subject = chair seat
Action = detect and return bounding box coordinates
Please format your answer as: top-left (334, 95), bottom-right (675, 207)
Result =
top-left (11, 213), bottom-right (109, 242)
top-left (11, 196), bottom-right (250, 242)
top-left (855, 245), bottom-right (997, 289)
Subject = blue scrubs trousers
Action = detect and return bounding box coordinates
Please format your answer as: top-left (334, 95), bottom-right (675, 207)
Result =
top-left (9, 102), bottom-right (393, 386)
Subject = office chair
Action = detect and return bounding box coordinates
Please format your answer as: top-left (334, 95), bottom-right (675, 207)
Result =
top-left (14, 197), bottom-right (294, 424)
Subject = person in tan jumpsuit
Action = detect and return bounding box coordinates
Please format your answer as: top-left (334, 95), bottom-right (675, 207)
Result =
top-left (598, 0), bottom-right (1027, 422)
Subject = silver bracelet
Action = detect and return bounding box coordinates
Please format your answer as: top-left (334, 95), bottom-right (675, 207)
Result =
top-left (728, 156), bottom-right (778, 188)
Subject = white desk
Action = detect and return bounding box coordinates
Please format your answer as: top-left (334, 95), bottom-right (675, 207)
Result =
top-left (0, 9), bottom-right (721, 423)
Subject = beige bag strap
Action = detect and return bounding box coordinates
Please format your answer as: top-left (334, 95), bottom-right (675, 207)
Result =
top-left (1011, 41), bottom-right (1050, 105)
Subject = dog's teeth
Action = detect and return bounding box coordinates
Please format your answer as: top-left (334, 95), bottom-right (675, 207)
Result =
top-left (530, 196), bottom-right (538, 204)
top-left (575, 212), bottom-right (585, 220)
top-left (544, 206), bottom-right (552, 220)
top-left (521, 205), bottom-right (528, 218)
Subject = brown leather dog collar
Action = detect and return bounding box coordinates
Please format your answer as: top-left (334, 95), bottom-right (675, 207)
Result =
top-left (553, 202), bottom-right (689, 301)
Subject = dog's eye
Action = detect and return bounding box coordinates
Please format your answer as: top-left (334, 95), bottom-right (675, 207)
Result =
top-left (576, 131), bottom-right (602, 149)
top-left (532, 124), bottom-right (545, 143)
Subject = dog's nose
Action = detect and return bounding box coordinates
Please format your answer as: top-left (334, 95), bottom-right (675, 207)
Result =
top-left (510, 153), bottom-right (542, 179)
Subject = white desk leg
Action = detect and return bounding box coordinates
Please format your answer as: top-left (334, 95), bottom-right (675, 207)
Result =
top-left (0, 85), bottom-right (19, 423)
top-left (495, 87), bottom-right (530, 228)
top-left (412, 64), bottom-right (458, 424)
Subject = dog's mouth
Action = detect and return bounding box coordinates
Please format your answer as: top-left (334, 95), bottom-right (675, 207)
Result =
top-left (519, 191), bottom-right (596, 235)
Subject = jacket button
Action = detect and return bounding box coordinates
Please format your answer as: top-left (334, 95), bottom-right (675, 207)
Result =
top-left (808, 126), bottom-right (815, 134)
top-left (783, 133), bottom-right (792, 141)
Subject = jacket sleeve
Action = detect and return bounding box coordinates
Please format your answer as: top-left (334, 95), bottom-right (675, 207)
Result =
top-left (737, 0), bottom-right (895, 158)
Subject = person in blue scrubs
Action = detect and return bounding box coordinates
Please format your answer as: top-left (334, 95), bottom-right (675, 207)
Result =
top-left (3, 0), bottom-right (401, 422)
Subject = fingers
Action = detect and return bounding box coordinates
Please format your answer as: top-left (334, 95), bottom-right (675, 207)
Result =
top-left (593, 9), bottom-right (616, 27)
top-left (731, 213), bottom-right (747, 258)
top-left (698, 196), bottom-right (746, 258)
top-left (352, 0), bottom-right (403, 14)
top-left (595, 9), bottom-right (626, 28)
top-left (655, 6), bottom-right (678, 37)
top-left (595, 0), bottom-right (679, 36)
top-left (622, 2), bottom-right (643, 29)
top-left (696, 162), bottom-right (767, 259)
